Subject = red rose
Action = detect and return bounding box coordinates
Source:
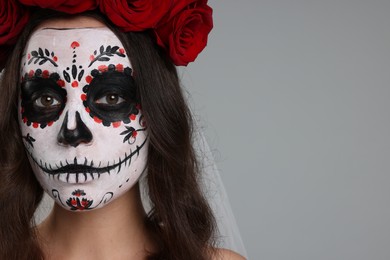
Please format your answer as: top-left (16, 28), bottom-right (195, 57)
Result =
top-left (98, 0), bottom-right (173, 31)
top-left (0, 0), bottom-right (30, 70)
top-left (164, 0), bottom-right (198, 21)
top-left (18, 0), bottom-right (97, 14)
top-left (0, 0), bottom-right (30, 45)
top-left (154, 0), bottom-right (213, 66)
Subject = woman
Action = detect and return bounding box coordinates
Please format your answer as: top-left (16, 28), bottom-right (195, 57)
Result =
top-left (0, 1), bottom-right (245, 259)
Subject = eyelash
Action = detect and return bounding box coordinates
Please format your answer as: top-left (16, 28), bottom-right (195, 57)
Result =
top-left (95, 93), bottom-right (126, 105)
top-left (34, 95), bottom-right (61, 108)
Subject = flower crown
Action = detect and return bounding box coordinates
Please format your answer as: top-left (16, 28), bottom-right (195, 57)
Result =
top-left (0, 0), bottom-right (213, 70)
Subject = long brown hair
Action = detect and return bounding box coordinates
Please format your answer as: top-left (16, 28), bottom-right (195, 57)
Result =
top-left (0, 10), bottom-right (216, 260)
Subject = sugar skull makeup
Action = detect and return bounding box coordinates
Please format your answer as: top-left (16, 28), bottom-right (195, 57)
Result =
top-left (19, 28), bottom-right (148, 211)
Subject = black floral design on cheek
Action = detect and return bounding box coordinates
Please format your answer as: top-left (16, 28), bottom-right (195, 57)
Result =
top-left (82, 64), bottom-right (140, 127)
top-left (21, 69), bottom-right (67, 129)
top-left (62, 41), bottom-right (84, 88)
top-left (27, 47), bottom-right (58, 67)
top-left (88, 45), bottom-right (126, 67)
top-left (120, 116), bottom-right (147, 144)
top-left (22, 133), bottom-right (36, 148)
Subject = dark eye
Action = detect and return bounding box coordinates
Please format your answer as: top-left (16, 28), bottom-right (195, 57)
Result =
top-left (34, 95), bottom-right (61, 107)
top-left (95, 93), bottom-right (125, 105)
top-left (21, 77), bottom-right (67, 126)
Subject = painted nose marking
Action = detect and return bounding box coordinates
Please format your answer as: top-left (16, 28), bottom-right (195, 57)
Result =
top-left (57, 111), bottom-right (92, 147)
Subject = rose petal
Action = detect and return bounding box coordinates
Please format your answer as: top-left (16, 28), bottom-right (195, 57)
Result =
top-left (154, 0), bottom-right (213, 66)
top-left (98, 0), bottom-right (172, 31)
top-left (18, 0), bottom-right (97, 14)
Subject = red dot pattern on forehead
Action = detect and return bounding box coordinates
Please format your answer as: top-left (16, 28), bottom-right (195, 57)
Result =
top-left (22, 39), bottom-right (133, 129)
top-left (60, 40), bottom-right (86, 88)
top-left (72, 81), bottom-right (78, 88)
top-left (71, 41), bottom-right (80, 49)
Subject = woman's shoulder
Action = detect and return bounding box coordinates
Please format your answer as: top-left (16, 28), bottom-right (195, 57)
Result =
top-left (212, 248), bottom-right (247, 260)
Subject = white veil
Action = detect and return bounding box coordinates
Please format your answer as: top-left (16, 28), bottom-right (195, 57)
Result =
top-left (193, 131), bottom-right (247, 257)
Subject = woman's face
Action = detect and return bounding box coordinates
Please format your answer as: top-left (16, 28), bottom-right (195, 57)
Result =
top-left (18, 17), bottom-right (148, 211)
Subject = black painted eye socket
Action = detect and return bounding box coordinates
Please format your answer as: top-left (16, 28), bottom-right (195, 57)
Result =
top-left (85, 69), bottom-right (139, 124)
top-left (21, 77), bottom-right (67, 126)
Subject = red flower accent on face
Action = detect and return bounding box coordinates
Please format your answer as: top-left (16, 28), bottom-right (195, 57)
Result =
top-left (119, 48), bottom-right (125, 54)
top-left (98, 65), bottom-right (108, 72)
top-left (42, 70), bottom-right (50, 78)
top-left (18, 0), bottom-right (97, 14)
top-left (71, 81), bottom-right (78, 87)
top-left (154, 0), bottom-right (213, 66)
top-left (80, 93), bottom-right (87, 101)
top-left (71, 41), bottom-right (80, 48)
top-left (53, 56), bottom-right (58, 62)
top-left (98, 0), bottom-right (173, 31)
top-left (81, 199), bottom-right (89, 206)
top-left (112, 121), bottom-right (121, 128)
top-left (28, 70), bottom-right (34, 78)
top-left (94, 116), bottom-right (102, 123)
top-left (89, 55), bottom-right (95, 61)
top-left (116, 63), bottom-right (124, 72)
top-left (130, 114), bottom-right (136, 121)
top-left (57, 79), bottom-right (65, 87)
top-left (85, 75), bottom-right (93, 83)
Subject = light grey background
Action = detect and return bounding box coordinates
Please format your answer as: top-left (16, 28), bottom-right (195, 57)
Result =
top-left (180, 1), bottom-right (390, 259)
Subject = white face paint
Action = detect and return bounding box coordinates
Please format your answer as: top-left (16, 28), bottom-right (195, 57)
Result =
top-left (19, 28), bottom-right (148, 211)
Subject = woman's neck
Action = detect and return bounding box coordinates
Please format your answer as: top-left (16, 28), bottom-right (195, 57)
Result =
top-left (38, 184), bottom-right (155, 260)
